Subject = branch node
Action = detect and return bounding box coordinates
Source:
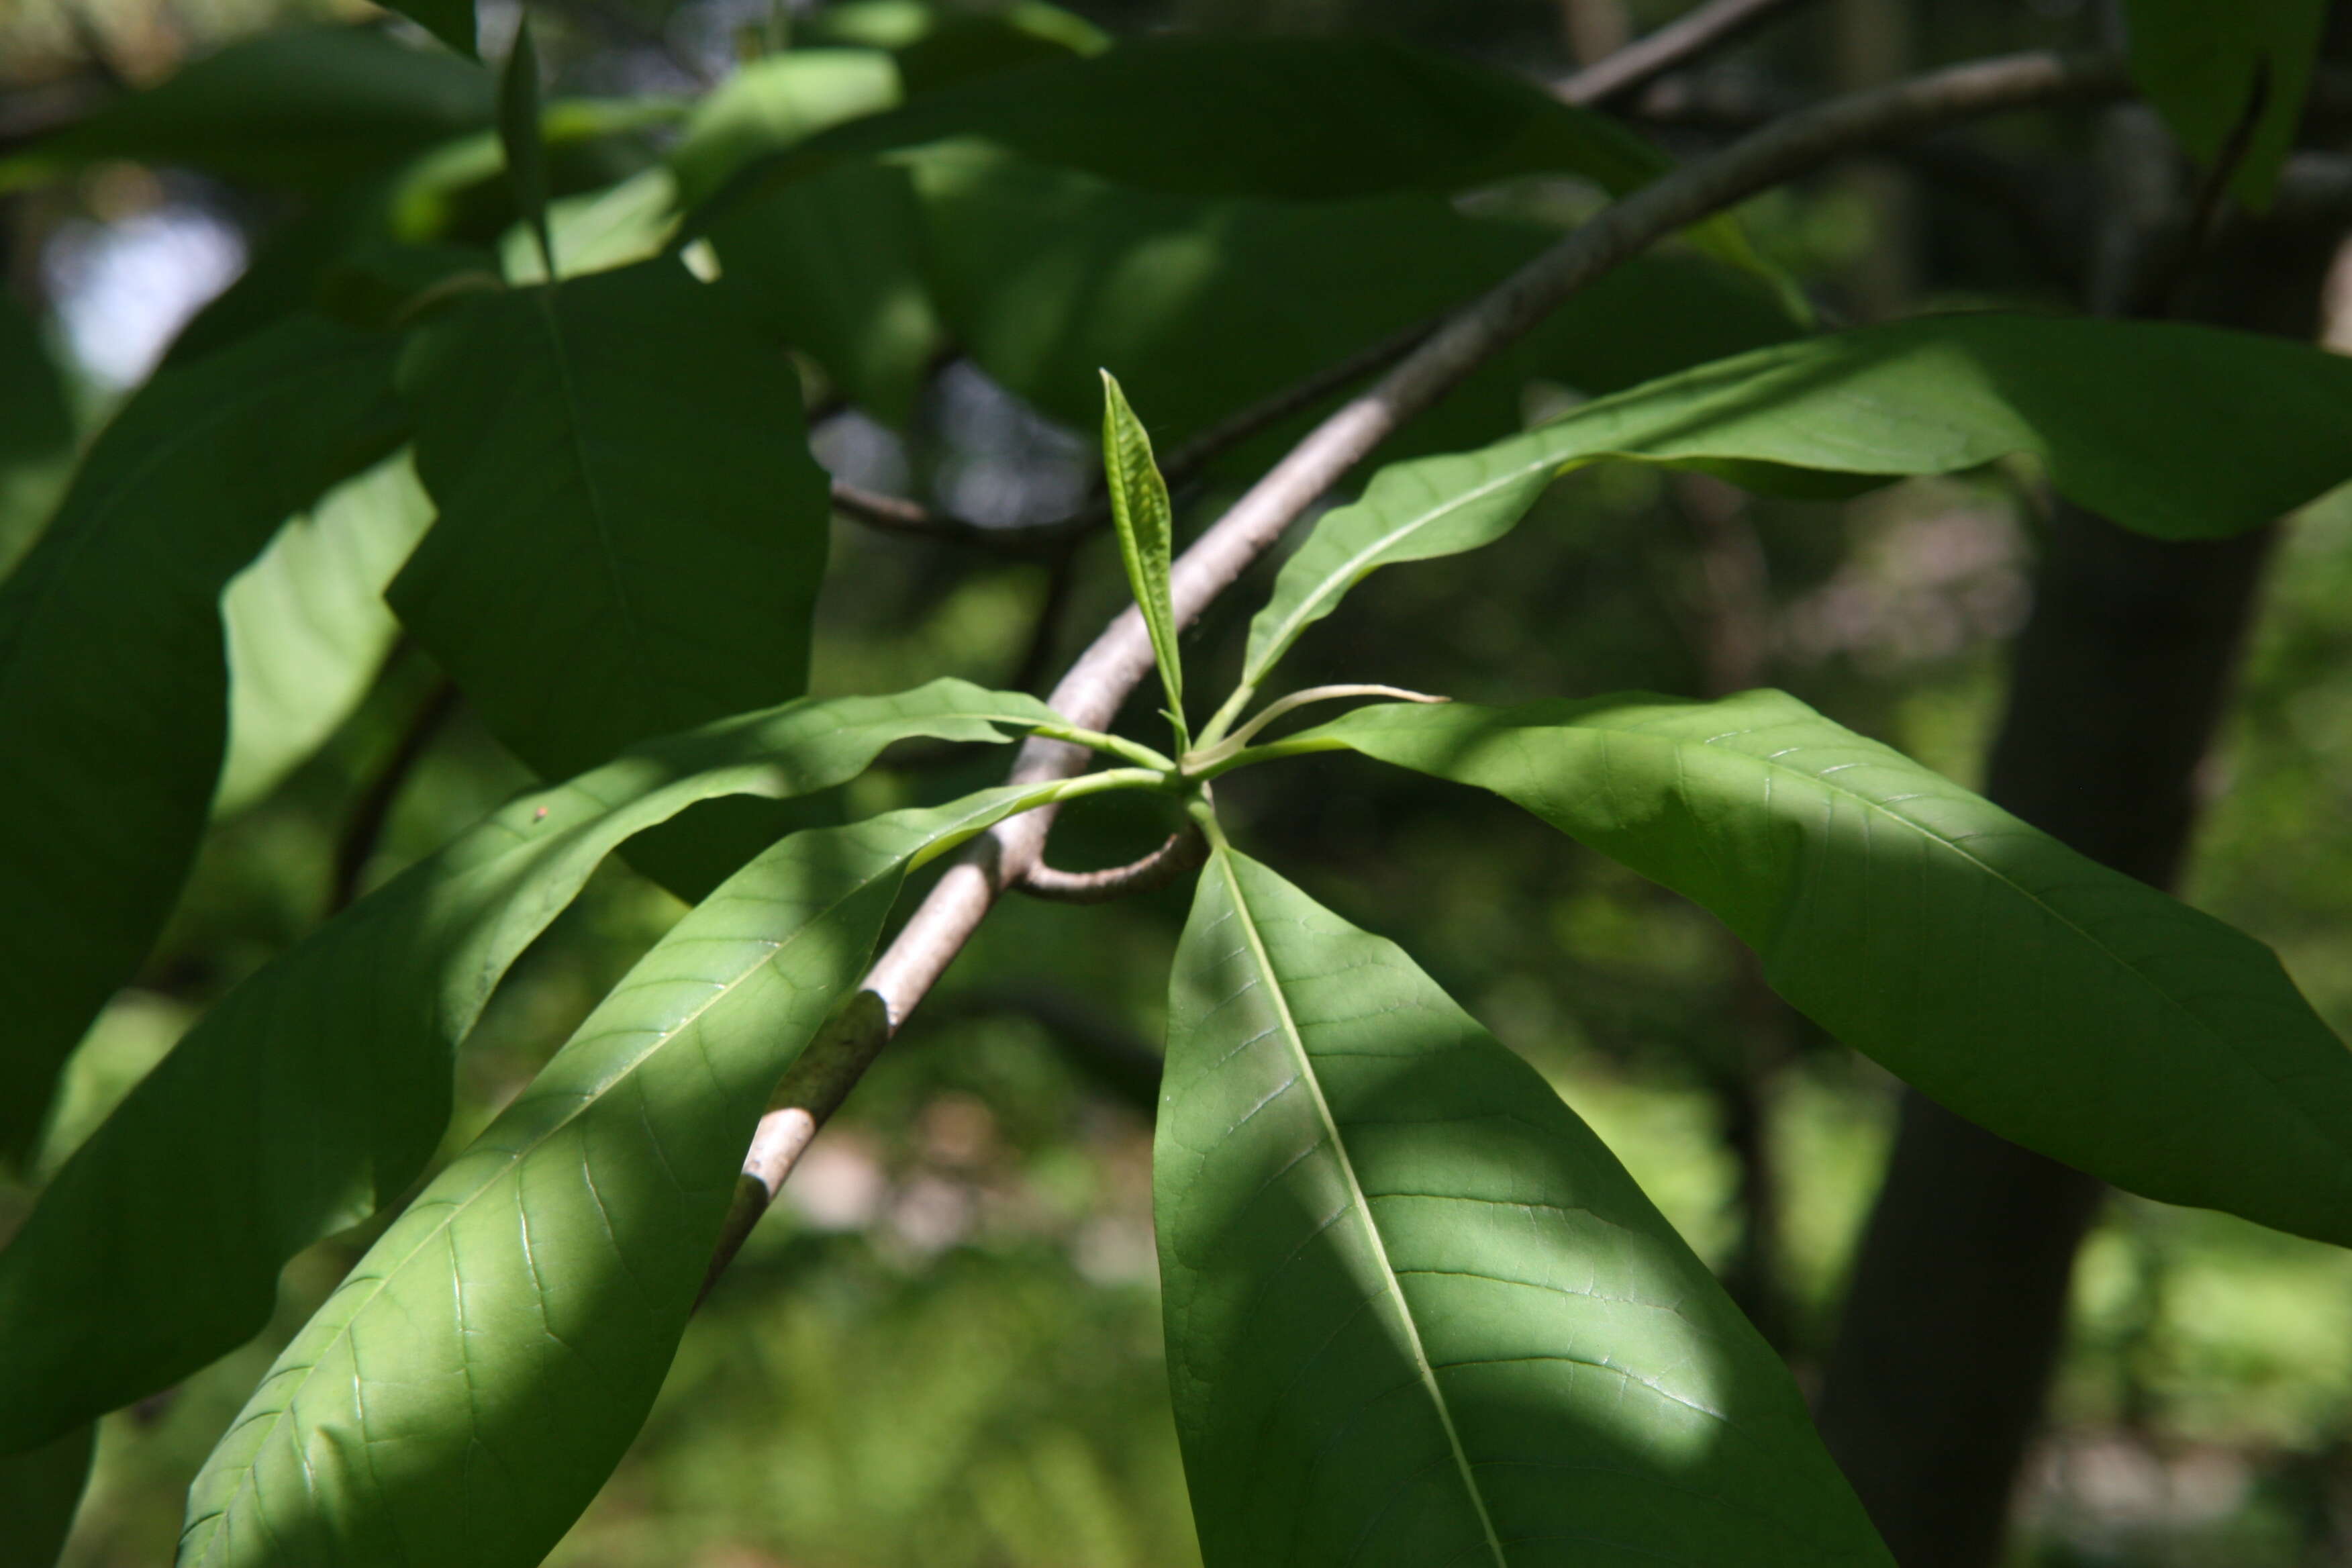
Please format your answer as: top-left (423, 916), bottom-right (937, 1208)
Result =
top-left (1016, 823), bottom-right (1207, 904)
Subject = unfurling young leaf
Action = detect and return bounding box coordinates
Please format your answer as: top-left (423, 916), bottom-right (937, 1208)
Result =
top-left (1159, 846), bottom-right (1891, 1568)
top-left (1099, 370), bottom-right (1185, 745)
top-left (497, 14), bottom-right (554, 277)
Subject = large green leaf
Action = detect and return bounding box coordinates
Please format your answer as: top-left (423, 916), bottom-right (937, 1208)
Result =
top-left (0, 27), bottom-right (491, 194)
top-left (1295, 693), bottom-right (2352, 1249)
top-left (0, 315), bottom-right (406, 1169)
top-left (1160, 847), bottom-right (1888, 1567)
top-left (179, 779), bottom-right (1124, 1568)
top-left (214, 454), bottom-right (435, 817)
top-left (391, 256), bottom-right (829, 781)
top-left (697, 35), bottom-right (1673, 219)
top-left (1099, 373), bottom-right (1183, 736)
top-left (2126, 0), bottom-right (2325, 208)
top-left (0, 682), bottom-right (1055, 1454)
top-left (909, 149), bottom-right (1791, 454)
top-left (1240, 313), bottom-right (2352, 691)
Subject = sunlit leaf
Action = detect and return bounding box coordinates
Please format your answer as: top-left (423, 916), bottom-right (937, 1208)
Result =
top-left (1297, 693), bottom-right (2352, 1249)
top-left (0, 315), bottom-right (405, 1169)
top-left (180, 781), bottom-right (1110, 1568)
top-left (392, 256), bottom-right (829, 781)
top-left (0, 681), bottom-right (1055, 1454)
top-left (1160, 847), bottom-right (1891, 1567)
top-left (1240, 313), bottom-right (2352, 690)
top-left (669, 48), bottom-right (904, 207)
top-left (213, 454), bottom-right (434, 817)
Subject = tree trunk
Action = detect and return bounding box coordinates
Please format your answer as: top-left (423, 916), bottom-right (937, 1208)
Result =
top-left (1810, 190), bottom-right (2345, 1568)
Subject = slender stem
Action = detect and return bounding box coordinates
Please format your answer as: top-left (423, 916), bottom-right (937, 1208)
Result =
top-left (1027, 722), bottom-right (1177, 775)
top-left (701, 48), bottom-right (2133, 1283)
top-left (1018, 823), bottom-right (1207, 903)
top-left (1188, 732), bottom-right (1357, 783)
top-left (1189, 683), bottom-right (1446, 771)
top-left (1560, 0), bottom-right (1813, 107)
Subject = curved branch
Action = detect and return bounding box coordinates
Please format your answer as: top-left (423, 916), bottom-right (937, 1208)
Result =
top-left (1018, 824), bottom-right (1206, 903)
top-left (702, 49), bottom-right (2132, 1283)
top-left (1561, 0), bottom-right (1812, 109)
top-left (826, 318), bottom-right (1437, 554)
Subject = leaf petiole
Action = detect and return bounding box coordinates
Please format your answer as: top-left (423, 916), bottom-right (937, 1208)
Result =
top-left (1029, 722), bottom-right (1180, 776)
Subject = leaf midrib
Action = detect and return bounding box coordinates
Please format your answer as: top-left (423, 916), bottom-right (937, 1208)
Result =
top-left (1214, 847), bottom-right (1509, 1568)
top-left (530, 286), bottom-right (669, 744)
top-left (185, 815), bottom-right (952, 1563)
top-left (1693, 720), bottom-right (2352, 1169)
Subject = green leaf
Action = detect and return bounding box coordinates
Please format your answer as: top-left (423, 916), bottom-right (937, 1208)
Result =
top-left (385, 0), bottom-right (481, 58)
top-left (1298, 693), bottom-right (2352, 1249)
top-left (0, 27), bottom-right (491, 194)
top-left (0, 1424), bottom-right (94, 1567)
top-left (1099, 371), bottom-right (1183, 738)
top-left (669, 48), bottom-right (904, 207)
top-left (805, 0), bottom-right (1108, 93)
top-left (2126, 0), bottom-right (2325, 209)
top-left (0, 292), bottom-right (74, 579)
top-left (707, 159), bottom-right (943, 425)
top-left (179, 780), bottom-right (1106, 1568)
top-left (1240, 313), bottom-right (2352, 691)
top-left (0, 315), bottom-right (405, 1171)
top-left (0, 681), bottom-right (1056, 1455)
top-left (497, 17), bottom-right (554, 277)
top-left (700, 36), bottom-right (1674, 214)
top-left (213, 454), bottom-right (436, 817)
top-left (499, 166), bottom-right (678, 285)
top-left (1160, 847), bottom-right (1890, 1567)
top-left (391, 256), bottom-right (830, 781)
top-left (913, 150), bottom-right (1792, 454)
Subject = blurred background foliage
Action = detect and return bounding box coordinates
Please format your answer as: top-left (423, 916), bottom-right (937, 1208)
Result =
top-left (7, 0), bottom-right (2352, 1564)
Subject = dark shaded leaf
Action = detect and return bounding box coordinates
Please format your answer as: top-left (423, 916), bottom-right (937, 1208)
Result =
top-left (0, 315), bottom-right (405, 1169)
top-left (392, 257), bottom-right (829, 780)
top-left (0, 27), bottom-right (491, 194)
top-left (2126, 0), bottom-right (2325, 207)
